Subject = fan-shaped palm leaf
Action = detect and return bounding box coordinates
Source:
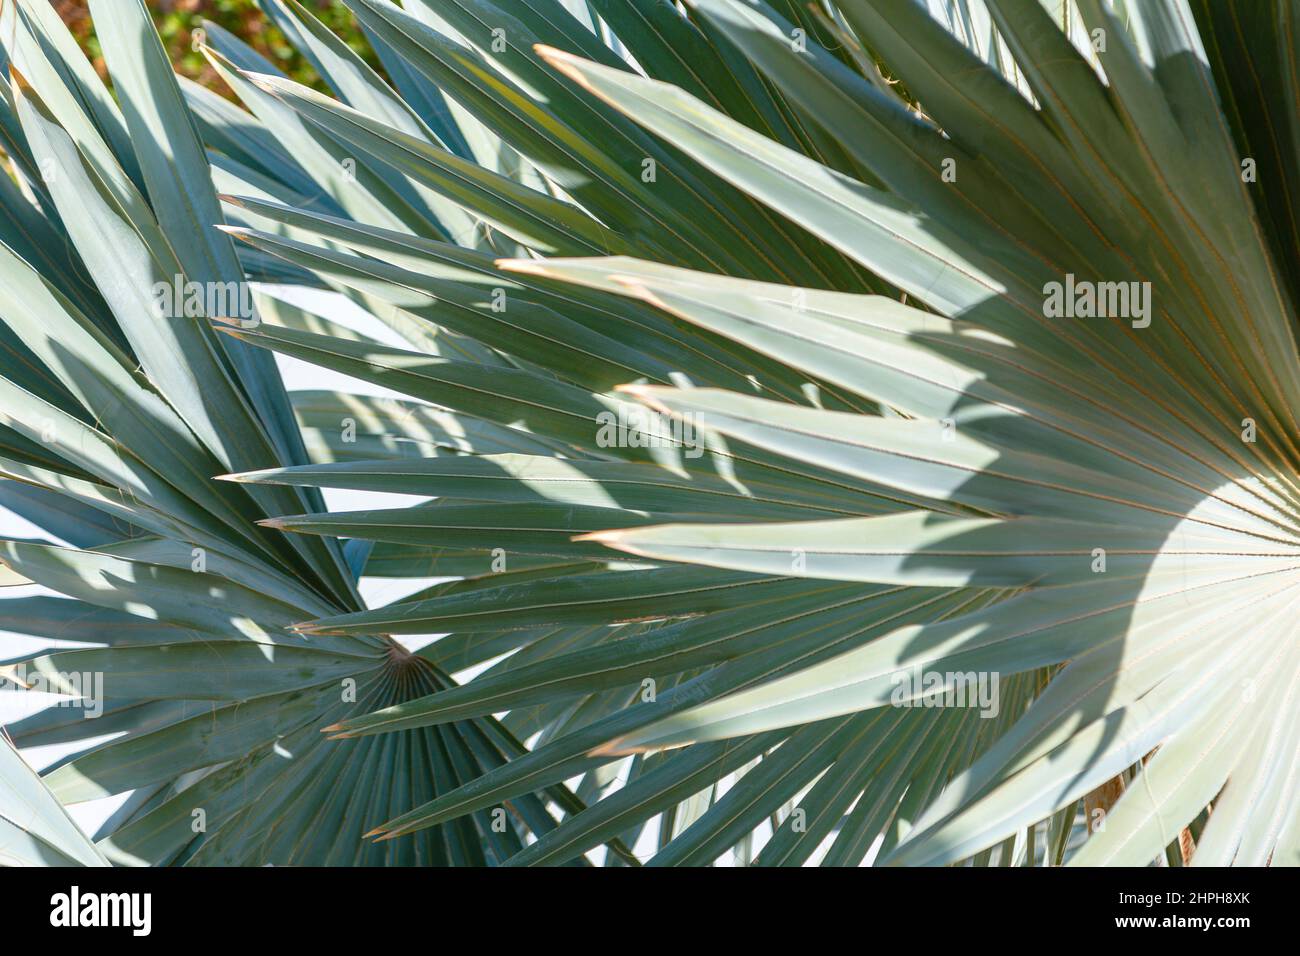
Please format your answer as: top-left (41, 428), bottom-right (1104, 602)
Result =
top-left (2, 0), bottom-right (1296, 867)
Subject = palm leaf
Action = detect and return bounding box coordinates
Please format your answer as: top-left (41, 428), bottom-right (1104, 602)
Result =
top-left (2, 0), bottom-right (1296, 868)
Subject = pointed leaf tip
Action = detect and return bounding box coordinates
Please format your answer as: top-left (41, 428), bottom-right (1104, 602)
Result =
top-left (534, 44), bottom-right (598, 95)
top-left (495, 258), bottom-right (552, 278)
top-left (588, 739), bottom-right (631, 758)
top-left (533, 43), bottom-right (568, 62)
top-left (8, 66), bottom-right (33, 96)
top-left (571, 530), bottom-right (618, 544)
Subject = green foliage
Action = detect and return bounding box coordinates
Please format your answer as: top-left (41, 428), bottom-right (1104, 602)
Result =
top-left (58, 0), bottom-right (380, 98)
top-left (1, 0), bottom-right (1297, 868)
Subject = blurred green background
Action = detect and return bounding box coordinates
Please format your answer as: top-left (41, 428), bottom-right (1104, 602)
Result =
top-left (55, 0), bottom-right (379, 97)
